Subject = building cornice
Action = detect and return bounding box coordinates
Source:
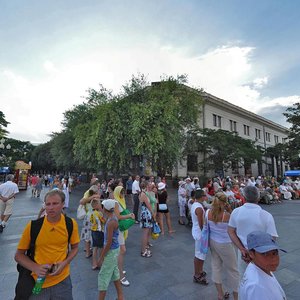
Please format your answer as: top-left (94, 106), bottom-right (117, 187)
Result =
top-left (201, 91), bottom-right (289, 133)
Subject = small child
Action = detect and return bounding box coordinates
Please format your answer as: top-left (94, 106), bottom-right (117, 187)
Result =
top-left (90, 199), bottom-right (106, 270)
top-left (97, 199), bottom-right (124, 300)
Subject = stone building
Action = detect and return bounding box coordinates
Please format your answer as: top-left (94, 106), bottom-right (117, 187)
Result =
top-left (177, 90), bottom-right (289, 178)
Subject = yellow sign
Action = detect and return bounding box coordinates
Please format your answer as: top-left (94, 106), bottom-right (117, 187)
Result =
top-left (15, 160), bottom-right (31, 170)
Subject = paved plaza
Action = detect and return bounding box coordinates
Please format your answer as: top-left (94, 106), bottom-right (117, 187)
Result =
top-left (1, 183), bottom-right (300, 300)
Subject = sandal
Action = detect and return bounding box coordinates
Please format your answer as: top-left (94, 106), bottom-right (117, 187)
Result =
top-left (193, 274), bottom-right (209, 285)
top-left (224, 292), bottom-right (230, 299)
top-left (141, 250), bottom-right (152, 258)
top-left (178, 220), bottom-right (185, 225)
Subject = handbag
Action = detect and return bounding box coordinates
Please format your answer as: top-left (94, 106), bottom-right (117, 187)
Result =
top-left (77, 204), bottom-right (86, 220)
top-left (158, 203), bottom-right (168, 211)
top-left (118, 203), bottom-right (135, 231)
top-left (152, 221), bottom-right (161, 234)
top-left (199, 209), bottom-right (210, 254)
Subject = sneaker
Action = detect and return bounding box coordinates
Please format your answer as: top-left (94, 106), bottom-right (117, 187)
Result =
top-left (135, 220), bottom-right (140, 224)
top-left (120, 277), bottom-right (130, 286)
top-left (0, 224), bottom-right (4, 233)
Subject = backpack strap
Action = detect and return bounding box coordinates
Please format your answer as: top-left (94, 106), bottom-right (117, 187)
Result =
top-left (28, 217), bottom-right (45, 260)
top-left (64, 215), bottom-right (73, 243)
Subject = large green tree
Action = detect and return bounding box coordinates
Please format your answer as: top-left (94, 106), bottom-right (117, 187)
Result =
top-left (70, 74), bottom-right (203, 175)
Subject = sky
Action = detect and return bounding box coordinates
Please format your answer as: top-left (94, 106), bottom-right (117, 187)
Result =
top-left (1, 0), bottom-right (300, 144)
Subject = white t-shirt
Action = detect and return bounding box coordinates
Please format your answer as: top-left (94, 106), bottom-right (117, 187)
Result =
top-left (0, 181), bottom-right (19, 198)
top-left (239, 263), bottom-right (287, 300)
top-left (191, 202), bottom-right (205, 240)
top-left (228, 203), bottom-right (278, 248)
top-left (132, 180), bottom-right (140, 194)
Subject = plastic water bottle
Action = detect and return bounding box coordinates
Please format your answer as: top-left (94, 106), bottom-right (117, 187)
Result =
top-left (32, 276), bottom-right (46, 295)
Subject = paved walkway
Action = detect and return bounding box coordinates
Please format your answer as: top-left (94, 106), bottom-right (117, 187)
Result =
top-left (0, 184), bottom-right (300, 299)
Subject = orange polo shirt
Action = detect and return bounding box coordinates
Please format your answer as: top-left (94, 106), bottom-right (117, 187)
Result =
top-left (17, 214), bottom-right (80, 288)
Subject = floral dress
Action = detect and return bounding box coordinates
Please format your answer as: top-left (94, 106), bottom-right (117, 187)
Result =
top-left (140, 192), bottom-right (153, 229)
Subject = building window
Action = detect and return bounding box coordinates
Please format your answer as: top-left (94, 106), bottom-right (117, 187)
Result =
top-left (266, 132), bottom-right (271, 142)
top-left (187, 155), bottom-right (198, 172)
top-left (282, 137), bottom-right (287, 143)
top-left (213, 114), bottom-right (222, 128)
top-left (255, 129), bottom-right (261, 139)
top-left (274, 135), bottom-right (279, 144)
top-left (230, 120), bottom-right (237, 132)
top-left (243, 125), bottom-right (250, 136)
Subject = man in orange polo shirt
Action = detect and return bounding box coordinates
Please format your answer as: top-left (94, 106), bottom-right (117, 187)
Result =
top-left (15, 189), bottom-right (80, 299)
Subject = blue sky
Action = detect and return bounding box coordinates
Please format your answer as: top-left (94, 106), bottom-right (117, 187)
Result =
top-left (1, 0), bottom-right (299, 143)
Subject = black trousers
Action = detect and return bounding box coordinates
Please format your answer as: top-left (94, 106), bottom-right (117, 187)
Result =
top-left (133, 193), bottom-right (140, 221)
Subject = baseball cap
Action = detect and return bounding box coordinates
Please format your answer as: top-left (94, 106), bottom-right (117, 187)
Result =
top-left (102, 199), bottom-right (116, 211)
top-left (247, 231), bottom-right (286, 253)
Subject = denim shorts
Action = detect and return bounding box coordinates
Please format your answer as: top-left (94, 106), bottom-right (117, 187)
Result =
top-left (92, 230), bottom-right (104, 248)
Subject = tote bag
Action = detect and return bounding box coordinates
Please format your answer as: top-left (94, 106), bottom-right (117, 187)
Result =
top-left (199, 209), bottom-right (210, 254)
top-left (118, 202), bottom-right (135, 231)
top-left (77, 204), bottom-right (86, 220)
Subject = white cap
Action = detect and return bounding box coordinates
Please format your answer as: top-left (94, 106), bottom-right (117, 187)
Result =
top-left (102, 199), bottom-right (116, 211)
top-left (158, 182), bottom-right (166, 190)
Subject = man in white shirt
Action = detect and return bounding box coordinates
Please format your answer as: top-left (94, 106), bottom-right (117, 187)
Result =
top-left (0, 174), bottom-right (19, 233)
top-left (228, 185), bottom-right (278, 279)
top-left (132, 175), bottom-right (141, 223)
top-left (239, 231), bottom-right (287, 300)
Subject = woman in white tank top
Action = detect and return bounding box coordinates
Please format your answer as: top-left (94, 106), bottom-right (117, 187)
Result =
top-left (208, 192), bottom-right (239, 300)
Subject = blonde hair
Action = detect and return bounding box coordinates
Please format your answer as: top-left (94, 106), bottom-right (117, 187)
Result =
top-left (211, 192), bottom-right (227, 223)
top-left (91, 198), bottom-right (100, 208)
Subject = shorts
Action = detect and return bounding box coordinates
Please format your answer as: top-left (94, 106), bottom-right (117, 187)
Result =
top-left (157, 203), bottom-right (169, 214)
top-left (118, 230), bottom-right (125, 245)
top-left (92, 231), bottom-right (104, 248)
top-left (195, 239), bottom-right (206, 261)
top-left (29, 276), bottom-right (72, 300)
top-left (98, 248), bottom-right (120, 291)
top-left (0, 198), bottom-right (14, 215)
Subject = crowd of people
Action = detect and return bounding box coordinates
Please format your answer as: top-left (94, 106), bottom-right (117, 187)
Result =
top-left (9, 172), bottom-right (293, 299)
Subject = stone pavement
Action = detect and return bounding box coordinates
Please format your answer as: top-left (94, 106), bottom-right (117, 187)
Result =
top-left (1, 184), bottom-right (300, 300)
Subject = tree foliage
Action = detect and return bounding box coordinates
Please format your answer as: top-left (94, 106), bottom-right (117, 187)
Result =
top-left (283, 102), bottom-right (300, 168)
top-left (0, 111), bottom-right (9, 137)
top-left (67, 74), bottom-right (203, 175)
top-left (184, 128), bottom-right (262, 174)
top-left (0, 138), bottom-right (34, 169)
top-left (30, 141), bottom-right (56, 172)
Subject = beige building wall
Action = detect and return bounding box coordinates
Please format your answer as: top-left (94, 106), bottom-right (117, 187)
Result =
top-left (176, 91), bottom-right (289, 179)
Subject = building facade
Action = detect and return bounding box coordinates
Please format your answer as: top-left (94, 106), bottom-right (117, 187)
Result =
top-left (177, 91), bottom-right (289, 178)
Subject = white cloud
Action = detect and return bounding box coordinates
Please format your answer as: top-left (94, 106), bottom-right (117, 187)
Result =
top-left (1, 42), bottom-right (299, 143)
top-left (43, 60), bottom-right (58, 73)
top-left (253, 77), bottom-right (268, 89)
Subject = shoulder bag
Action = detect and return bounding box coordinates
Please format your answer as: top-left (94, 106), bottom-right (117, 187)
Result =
top-left (118, 202), bottom-right (135, 231)
top-left (199, 209), bottom-right (210, 254)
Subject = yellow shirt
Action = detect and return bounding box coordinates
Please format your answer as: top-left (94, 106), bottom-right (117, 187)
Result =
top-left (17, 214), bottom-right (80, 288)
top-left (89, 209), bottom-right (105, 231)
